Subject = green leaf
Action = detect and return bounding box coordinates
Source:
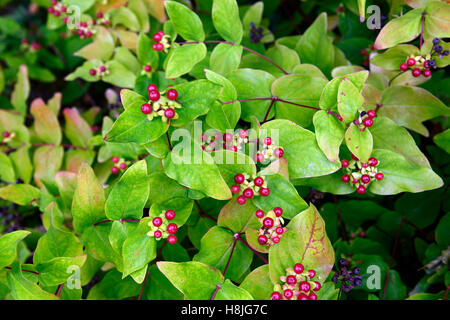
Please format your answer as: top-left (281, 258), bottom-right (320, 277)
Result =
top-left (436, 213), bottom-right (450, 247)
top-left (111, 7), bottom-right (141, 31)
top-left (86, 269), bottom-right (140, 299)
top-left (30, 98), bottom-right (61, 145)
top-left (63, 108), bottom-right (92, 148)
top-left (102, 60), bottom-right (136, 89)
top-left (337, 78), bottom-right (363, 123)
top-left (369, 149), bottom-right (443, 195)
top-left (11, 65), bottom-right (30, 116)
top-left (137, 33), bottom-right (159, 67)
top-left (36, 255), bottom-right (87, 287)
top-left (215, 279), bottom-right (254, 300)
top-left (165, 1), bottom-right (205, 41)
top-left (261, 119), bottom-right (340, 179)
top-left (0, 231), bottom-right (30, 270)
top-left (424, 1), bottom-right (450, 40)
top-left (105, 160), bottom-right (149, 220)
top-left (218, 195), bottom-right (259, 233)
top-left (380, 86), bottom-right (450, 136)
top-left (129, 0), bottom-right (150, 32)
top-left (374, 9), bottom-right (422, 50)
top-left (149, 197), bottom-right (194, 227)
top-left (163, 137), bottom-right (232, 201)
top-left (345, 123), bottom-right (373, 163)
top-left (113, 47), bottom-right (140, 75)
top-left (74, 27), bottom-right (114, 61)
top-left (210, 43), bottom-right (243, 77)
top-left (215, 149), bottom-right (256, 186)
top-left (0, 153), bottom-right (15, 183)
top-left (142, 264), bottom-right (184, 300)
top-left (157, 261), bottom-right (224, 299)
top-left (166, 43), bottom-right (207, 78)
top-left (122, 218), bottom-right (157, 278)
top-left (296, 13), bottom-right (335, 77)
top-left (242, 1), bottom-right (263, 30)
top-left (9, 147), bottom-right (32, 184)
top-left (269, 204), bottom-right (334, 284)
top-left (0, 184), bottom-right (40, 206)
top-left (72, 162), bottom-right (106, 233)
top-left (434, 129), bottom-right (450, 154)
top-left (33, 145), bottom-right (63, 193)
top-left (313, 110), bottom-right (345, 163)
top-left (193, 226), bottom-right (252, 282)
top-left (371, 45), bottom-right (419, 70)
top-left (212, 0), bottom-right (243, 44)
top-left (271, 74), bottom-right (327, 127)
top-left (240, 264), bottom-right (273, 300)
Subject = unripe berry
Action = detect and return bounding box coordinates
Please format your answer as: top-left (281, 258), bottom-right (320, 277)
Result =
top-left (164, 108), bottom-right (175, 119)
top-left (274, 147), bottom-right (284, 158)
top-left (167, 223), bottom-right (178, 234)
top-left (341, 174), bottom-right (350, 183)
top-left (283, 289), bottom-right (293, 299)
top-left (167, 89), bottom-right (178, 101)
top-left (168, 235), bottom-right (177, 244)
top-left (400, 63), bottom-right (408, 71)
top-left (234, 173), bottom-right (245, 184)
top-left (294, 263), bottom-right (304, 274)
top-left (271, 292), bottom-right (282, 300)
top-left (141, 103), bottom-right (152, 114)
top-left (412, 68), bottom-right (421, 77)
top-left (152, 217), bottom-right (162, 227)
top-left (154, 230), bottom-right (162, 238)
top-left (263, 217), bottom-right (274, 229)
top-left (149, 90), bottom-right (160, 102)
top-left (264, 137), bottom-right (272, 145)
top-left (341, 159), bottom-right (349, 168)
top-left (147, 84), bottom-right (158, 92)
top-left (237, 195), bottom-right (246, 205)
top-left (363, 118), bottom-right (373, 127)
top-left (111, 166), bottom-right (119, 174)
top-left (255, 209), bottom-right (264, 218)
top-left (243, 188), bottom-right (254, 199)
top-left (407, 58), bottom-right (416, 66)
top-left (286, 275), bottom-right (297, 285)
top-left (361, 174), bottom-right (371, 184)
top-left (259, 188), bottom-right (270, 197)
top-left (367, 110), bottom-right (376, 118)
top-left (165, 210), bottom-right (176, 220)
top-left (231, 185), bottom-right (240, 193)
top-left (308, 269), bottom-right (316, 279)
top-left (254, 176), bottom-right (264, 187)
top-left (258, 235), bottom-right (268, 245)
top-left (273, 207), bottom-right (283, 217)
top-left (368, 157), bottom-right (378, 166)
top-left (356, 185), bottom-right (366, 194)
top-left (299, 281), bottom-right (311, 292)
top-left (375, 172), bottom-right (384, 180)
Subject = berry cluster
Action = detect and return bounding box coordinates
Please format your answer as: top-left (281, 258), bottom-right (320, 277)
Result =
top-left (231, 174), bottom-right (270, 205)
top-left (111, 156), bottom-right (128, 175)
top-left (255, 207), bottom-right (287, 247)
top-left (47, 0), bottom-right (67, 18)
top-left (0, 206), bottom-right (23, 233)
top-left (152, 31), bottom-right (170, 52)
top-left (256, 137), bottom-right (284, 164)
top-left (200, 129), bottom-right (248, 153)
top-left (141, 84), bottom-right (181, 122)
top-left (2, 131), bottom-right (15, 144)
top-left (332, 259), bottom-right (363, 293)
top-left (249, 22), bottom-right (263, 43)
top-left (271, 263), bottom-right (321, 300)
top-left (353, 109), bottom-right (376, 130)
top-left (147, 210), bottom-right (178, 244)
top-left (89, 65), bottom-right (109, 78)
top-left (20, 39), bottom-right (42, 51)
top-left (399, 55), bottom-right (432, 78)
top-left (340, 155), bottom-right (384, 194)
top-left (360, 44), bottom-right (376, 67)
top-left (71, 21), bottom-right (96, 39)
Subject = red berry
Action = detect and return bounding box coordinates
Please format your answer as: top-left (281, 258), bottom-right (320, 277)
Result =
top-left (407, 58), bottom-right (416, 66)
top-left (412, 68), bottom-right (421, 77)
top-left (112, 156), bottom-right (119, 163)
top-left (337, 6), bottom-right (344, 13)
top-left (231, 185), bottom-right (240, 193)
top-left (97, 12), bottom-right (103, 19)
top-left (369, 157), bottom-right (378, 166)
top-left (167, 223), bottom-right (178, 234)
top-left (153, 43), bottom-right (164, 51)
top-left (119, 163), bottom-right (127, 170)
top-left (152, 217), bottom-right (162, 227)
top-left (274, 147), bottom-right (284, 158)
top-left (308, 270), bottom-right (316, 279)
top-left (260, 187), bottom-right (270, 197)
top-left (341, 159), bottom-right (349, 168)
top-left (153, 33), bottom-right (162, 42)
top-left (89, 69), bottom-right (97, 76)
top-left (147, 84), bottom-right (158, 92)
top-left (361, 49), bottom-right (368, 56)
top-left (168, 235), bottom-right (177, 244)
top-left (375, 172), bottom-right (384, 180)
top-left (271, 292), bottom-right (282, 300)
top-left (363, 118), bottom-right (373, 127)
top-left (257, 235), bottom-right (268, 245)
top-left (86, 31), bottom-right (93, 38)
top-left (157, 31), bottom-right (165, 37)
top-left (351, 154), bottom-right (359, 161)
top-left (256, 153), bottom-right (264, 162)
top-left (361, 174), bottom-right (371, 184)
top-left (298, 293), bottom-right (309, 300)
top-left (275, 227), bottom-right (284, 234)
top-left (111, 166), bottom-right (119, 174)
top-left (149, 90), bottom-right (160, 102)
top-left (243, 188), bottom-right (254, 199)
top-left (356, 185), bottom-right (366, 194)
top-left (286, 275), bottom-right (297, 285)
top-left (272, 236), bottom-right (280, 243)
top-left (165, 210), bottom-right (176, 220)
top-left (294, 263), bottom-right (304, 274)
top-left (341, 174), bottom-right (350, 183)
top-left (361, 162), bottom-right (369, 168)
top-left (99, 65), bottom-right (106, 72)
top-left (255, 209), bottom-right (264, 218)
top-left (144, 65), bottom-right (152, 72)
top-left (234, 173), bottom-right (245, 184)
top-left (264, 137), bottom-right (272, 145)
top-left (273, 207), bottom-right (283, 217)
top-left (141, 103), bottom-right (152, 114)
top-left (283, 289), bottom-right (293, 299)
top-left (51, 0), bottom-right (57, 5)
top-left (400, 63), bottom-right (408, 71)
top-left (3, 131), bottom-right (10, 138)
top-left (154, 230), bottom-right (162, 239)
top-left (254, 176), bottom-right (264, 187)
top-left (237, 195), bottom-right (246, 205)
top-left (352, 177), bottom-right (359, 184)
top-left (239, 129), bottom-right (248, 139)
top-left (313, 281), bottom-right (321, 291)
top-left (367, 110), bottom-right (376, 118)
top-left (263, 217), bottom-right (274, 229)
top-left (48, 7), bottom-right (54, 13)
top-left (308, 292), bottom-right (318, 300)
top-left (164, 108), bottom-right (175, 119)
top-left (167, 88), bottom-right (178, 101)
top-left (299, 281), bottom-right (311, 292)
top-left (423, 69), bottom-right (431, 77)
top-left (223, 133), bottom-right (233, 142)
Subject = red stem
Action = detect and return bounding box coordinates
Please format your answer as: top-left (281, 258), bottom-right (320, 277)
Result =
top-left (420, 11), bottom-right (425, 49)
top-left (211, 284), bottom-right (221, 300)
top-left (237, 237), bottom-right (268, 264)
top-left (166, 131), bottom-right (173, 151)
top-left (262, 99), bottom-right (276, 124)
top-left (55, 284), bottom-right (64, 297)
top-left (223, 236), bottom-right (238, 277)
top-left (178, 41), bottom-right (289, 75)
top-left (382, 220), bottom-right (404, 300)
